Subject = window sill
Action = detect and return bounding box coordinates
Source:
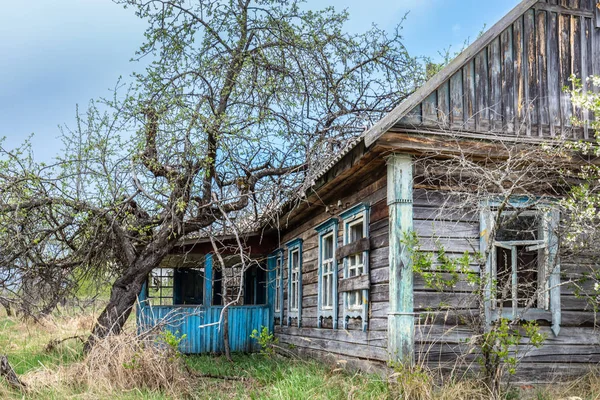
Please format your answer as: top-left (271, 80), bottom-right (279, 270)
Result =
top-left (491, 308), bottom-right (552, 322)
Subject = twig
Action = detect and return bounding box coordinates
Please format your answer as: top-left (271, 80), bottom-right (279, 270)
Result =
top-left (0, 354), bottom-right (27, 390)
top-left (44, 335), bottom-right (86, 353)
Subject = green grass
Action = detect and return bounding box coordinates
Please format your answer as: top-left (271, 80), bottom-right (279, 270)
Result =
top-left (0, 313), bottom-right (390, 399)
top-left (2, 312), bottom-right (600, 400)
top-left (185, 353), bottom-right (389, 399)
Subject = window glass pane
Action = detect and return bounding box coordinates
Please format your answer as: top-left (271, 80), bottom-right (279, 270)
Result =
top-left (292, 250), bottom-right (299, 268)
top-left (496, 213), bottom-right (540, 241)
top-left (323, 234), bottom-right (334, 259)
top-left (349, 220), bottom-right (364, 242)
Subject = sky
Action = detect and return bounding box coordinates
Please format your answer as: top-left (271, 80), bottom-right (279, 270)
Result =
top-left (0, 0), bottom-right (521, 160)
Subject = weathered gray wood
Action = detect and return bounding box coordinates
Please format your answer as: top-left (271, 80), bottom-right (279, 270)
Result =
top-left (514, 16), bottom-right (527, 133)
top-left (502, 26), bottom-right (516, 133)
top-left (558, 11), bottom-right (573, 133)
top-left (450, 71), bottom-right (464, 129)
top-left (475, 49), bottom-right (490, 131)
top-left (534, 1), bottom-right (595, 17)
top-left (422, 92), bottom-right (438, 126)
top-left (463, 60), bottom-right (476, 129)
top-left (437, 81), bottom-right (450, 127)
top-left (536, 10), bottom-right (550, 136)
top-left (387, 154), bottom-right (414, 364)
top-left (338, 275), bottom-right (370, 293)
top-left (488, 37), bottom-right (503, 131)
top-left (364, 0), bottom-right (539, 146)
top-left (548, 12), bottom-right (561, 135)
top-left (525, 10), bottom-right (539, 135)
top-left (336, 237), bottom-right (370, 260)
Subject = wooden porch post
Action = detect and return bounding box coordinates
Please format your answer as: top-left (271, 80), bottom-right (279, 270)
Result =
top-left (387, 154), bottom-right (414, 364)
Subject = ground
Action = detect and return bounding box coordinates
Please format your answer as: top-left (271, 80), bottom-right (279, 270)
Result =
top-left (1, 308), bottom-right (599, 399)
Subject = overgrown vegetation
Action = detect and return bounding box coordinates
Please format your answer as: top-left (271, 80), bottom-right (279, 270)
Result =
top-left (2, 309), bottom-right (600, 399)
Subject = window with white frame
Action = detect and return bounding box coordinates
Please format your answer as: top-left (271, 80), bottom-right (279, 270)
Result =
top-left (321, 232), bottom-right (335, 310)
top-left (286, 239), bottom-right (303, 327)
top-left (340, 203), bottom-right (370, 331)
top-left (346, 218), bottom-right (365, 310)
top-left (481, 203), bottom-right (561, 335)
top-left (315, 218), bottom-right (339, 328)
top-left (290, 248), bottom-right (300, 311)
top-left (274, 256), bottom-right (282, 313)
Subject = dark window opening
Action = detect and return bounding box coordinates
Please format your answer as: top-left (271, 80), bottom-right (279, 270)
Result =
top-left (173, 268), bottom-right (204, 305)
top-left (212, 267), bottom-right (223, 306)
top-left (244, 265), bottom-right (267, 305)
top-left (493, 211), bottom-right (544, 310)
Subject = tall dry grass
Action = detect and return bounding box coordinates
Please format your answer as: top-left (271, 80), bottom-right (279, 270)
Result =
top-left (23, 330), bottom-right (194, 399)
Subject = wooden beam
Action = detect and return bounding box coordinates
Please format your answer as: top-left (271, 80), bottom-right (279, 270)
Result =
top-left (336, 238), bottom-right (370, 260)
top-left (387, 154), bottom-right (414, 364)
top-left (339, 275), bottom-right (371, 293)
top-left (364, 0), bottom-right (539, 148)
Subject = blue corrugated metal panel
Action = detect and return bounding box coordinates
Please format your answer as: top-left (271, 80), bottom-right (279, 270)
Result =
top-left (137, 304), bottom-right (270, 353)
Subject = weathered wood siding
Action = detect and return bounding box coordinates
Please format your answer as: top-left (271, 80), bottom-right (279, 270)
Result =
top-left (411, 187), bottom-right (600, 383)
top-left (274, 168), bottom-right (390, 369)
top-left (398, 0), bottom-right (600, 139)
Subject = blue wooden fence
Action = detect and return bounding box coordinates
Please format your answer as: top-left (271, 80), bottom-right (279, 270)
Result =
top-left (137, 253), bottom-right (275, 354)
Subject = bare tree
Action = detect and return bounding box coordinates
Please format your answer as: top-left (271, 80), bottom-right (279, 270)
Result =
top-left (0, 0), bottom-right (423, 349)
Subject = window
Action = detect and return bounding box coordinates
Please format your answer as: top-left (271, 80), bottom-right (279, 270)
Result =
top-left (290, 249), bottom-right (300, 311)
top-left (316, 218), bottom-right (339, 328)
top-left (493, 212), bottom-right (546, 310)
top-left (346, 218), bottom-right (365, 310)
top-left (269, 250), bottom-right (284, 325)
top-left (340, 204), bottom-right (370, 331)
top-left (147, 268), bottom-right (174, 306)
top-left (286, 239), bottom-right (303, 327)
top-left (243, 265), bottom-right (267, 305)
top-left (147, 266), bottom-right (204, 306)
top-left (275, 256), bottom-right (282, 313)
top-left (481, 203), bottom-right (561, 335)
top-left (322, 233), bottom-right (335, 309)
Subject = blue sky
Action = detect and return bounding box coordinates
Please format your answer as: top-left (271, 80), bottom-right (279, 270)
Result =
top-left (0, 0), bottom-right (520, 160)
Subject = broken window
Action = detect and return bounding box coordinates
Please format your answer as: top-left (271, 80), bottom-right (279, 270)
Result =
top-left (481, 203), bottom-right (561, 335)
top-left (492, 211), bottom-right (547, 311)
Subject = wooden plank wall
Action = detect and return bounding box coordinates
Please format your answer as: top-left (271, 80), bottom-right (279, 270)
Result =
top-left (399, 0), bottom-right (599, 140)
top-left (411, 187), bottom-right (600, 383)
top-left (275, 170), bottom-right (390, 368)
top-left (275, 167), bottom-right (600, 380)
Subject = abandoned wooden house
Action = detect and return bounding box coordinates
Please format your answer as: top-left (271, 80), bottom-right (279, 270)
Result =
top-left (138, 0), bottom-right (600, 381)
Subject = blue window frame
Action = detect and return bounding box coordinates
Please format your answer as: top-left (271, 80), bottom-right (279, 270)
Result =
top-left (268, 249), bottom-right (284, 325)
top-left (315, 218), bottom-right (339, 329)
top-left (340, 203), bottom-right (370, 331)
top-left (286, 238), bottom-right (303, 327)
top-left (481, 199), bottom-right (561, 335)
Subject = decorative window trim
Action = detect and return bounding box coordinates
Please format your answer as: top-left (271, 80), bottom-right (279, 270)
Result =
top-left (315, 218), bottom-right (339, 329)
top-left (340, 203), bottom-right (370, 331)
top-left (286, 238), bottom-right (303, 327)
top-left (268, 249), bottom-right (284, 325)
top-left (480, 199), bottom-right (561, 336)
